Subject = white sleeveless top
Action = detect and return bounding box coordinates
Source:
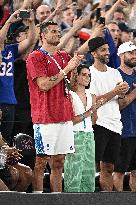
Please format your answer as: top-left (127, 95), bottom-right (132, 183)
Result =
top-left (70, 90), bottom-right (94, 132)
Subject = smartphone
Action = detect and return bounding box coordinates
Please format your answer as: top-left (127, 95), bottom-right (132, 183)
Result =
top-left (19, 10), bottom-right (30, 19)
top-left (96, 8), bottom-right (101, 22)
top-left (99, 16), bottom-right (105, 26)
top-left (76, 9), bottom-right (82, 18)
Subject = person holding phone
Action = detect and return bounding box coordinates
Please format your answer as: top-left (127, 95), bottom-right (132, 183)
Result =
top-left (0, 10), bottom-right (36, 146)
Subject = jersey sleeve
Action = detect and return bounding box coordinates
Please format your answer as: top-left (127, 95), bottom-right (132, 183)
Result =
top-left (26, 51), bottom-right (48, 81)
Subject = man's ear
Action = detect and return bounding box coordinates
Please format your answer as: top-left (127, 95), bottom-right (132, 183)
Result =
top-left (41, 32), bottom-right (46, 40)
top-left (91, 51), bottom-right (96, 58)
top-left (119, 53), bottom-right (124, 61)
top-left (16, 36), bottom-right (20, 42)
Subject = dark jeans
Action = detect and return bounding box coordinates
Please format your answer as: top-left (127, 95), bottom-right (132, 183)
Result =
top-left (0, 104), bottom-right (15, 146)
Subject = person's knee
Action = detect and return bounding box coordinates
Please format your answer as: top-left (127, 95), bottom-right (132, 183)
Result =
top-left (129, 170), bottom-right (136, 191)
top-left (34, 156), bottom-right (49, 172)
top-left (51, 155), bottom-right (64, 170)
top-left (131, 170), bottom-right (136, 177)
top-left (130, 170), bottom-right (136, 184)
top-left (100, 162), bottom-right (114, 174)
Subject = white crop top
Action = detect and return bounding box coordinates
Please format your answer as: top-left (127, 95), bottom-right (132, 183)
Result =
top-left (70, 90), bottom-right (94, 132)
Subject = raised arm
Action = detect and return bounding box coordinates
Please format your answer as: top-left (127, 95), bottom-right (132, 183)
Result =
top-left (21, 0), bottom-right (42, 10)
top-left (57, 14), bottom-right (91, 50)
top-left (104, 0), bottom-right (127, 24)
top-left (0, 10), bottom-right (20, 45)
top-left (42, 0), bottom-right (65, 24)
top-left (77, 23), bottom-right (105, 55)
top-left (18, 10), bottom-right (36, 54)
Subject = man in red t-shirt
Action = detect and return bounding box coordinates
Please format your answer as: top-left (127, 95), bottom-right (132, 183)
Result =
top-left (26, 21), bottom-right (83, 193)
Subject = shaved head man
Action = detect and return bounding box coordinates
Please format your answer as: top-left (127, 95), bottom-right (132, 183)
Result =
top-left (36, 5), bottom-right (51, 23)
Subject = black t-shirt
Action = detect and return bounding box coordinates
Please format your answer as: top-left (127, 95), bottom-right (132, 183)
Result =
top-left (14, 58), bottom-right (30, 110)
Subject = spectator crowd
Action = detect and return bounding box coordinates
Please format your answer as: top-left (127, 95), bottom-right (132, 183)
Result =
top-left (0, 0), bottom-right (136, 193)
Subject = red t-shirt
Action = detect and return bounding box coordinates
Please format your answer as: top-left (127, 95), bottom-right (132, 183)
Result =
top-left (26, 49), bottom-right (74, 124)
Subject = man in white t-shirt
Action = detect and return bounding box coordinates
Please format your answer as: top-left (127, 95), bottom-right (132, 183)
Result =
top-left (88, 37), bottom-right (129, 191)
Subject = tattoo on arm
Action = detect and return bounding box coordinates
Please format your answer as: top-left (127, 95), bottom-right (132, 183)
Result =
top-left (49, 75), bottom-right (59, 81)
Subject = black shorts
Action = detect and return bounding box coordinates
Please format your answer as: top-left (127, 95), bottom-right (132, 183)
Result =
top-left (115, 137), bottom-right (136, 173)
top-left (93, 125), bottom-right (121, 164)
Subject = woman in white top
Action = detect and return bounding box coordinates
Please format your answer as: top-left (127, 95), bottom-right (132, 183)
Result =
top-left (64, 64), bottom-right (97, 192)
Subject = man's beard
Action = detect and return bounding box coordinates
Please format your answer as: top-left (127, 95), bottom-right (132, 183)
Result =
top-left (46, 38), bottom-right (60, 46)
top-left (124, 60), bottom-right (136, 68)
top-left (99, 56), bottom-right (109, 64)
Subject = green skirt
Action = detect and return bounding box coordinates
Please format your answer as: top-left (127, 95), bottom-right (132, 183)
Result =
top-left (64, 131), bottom-right (95, 192)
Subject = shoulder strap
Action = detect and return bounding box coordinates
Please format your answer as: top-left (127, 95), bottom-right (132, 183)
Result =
top-left (39, 47), bottom-right (48, 55)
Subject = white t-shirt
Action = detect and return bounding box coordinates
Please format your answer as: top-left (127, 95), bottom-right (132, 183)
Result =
top-left (89, 65), bottom-right (123, 134)
top-left (70, 90), bottom-right (94, 132)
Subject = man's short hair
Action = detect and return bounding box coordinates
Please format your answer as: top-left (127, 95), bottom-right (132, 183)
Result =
top-left (40, 21), bottom-right (58, 34)
top-left (107, 20), bottom-right (118, 26)
top-left (114, 8), bottom-right (126, 16)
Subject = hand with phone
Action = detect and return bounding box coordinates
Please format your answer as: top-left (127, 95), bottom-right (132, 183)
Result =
top-left (95, 8), bottom-right (105, 25)
top-left (96, 8), bottom-right (101, 22)
top-left (6, 10), bottom-right (20, 24)
top-left (76, 9), bottom-right (82, 18)
top-left (99, 16), bottom-right (105, 26)
top-left (20, 10), bottom-right (35, 26)
top-left (91, 23), bottom-right (105, 38)
top-left (19, 10), bottom-right (30, 19)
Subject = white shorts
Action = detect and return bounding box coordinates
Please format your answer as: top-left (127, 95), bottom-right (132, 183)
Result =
top-left (33, 121), bottom-right (75, 155)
